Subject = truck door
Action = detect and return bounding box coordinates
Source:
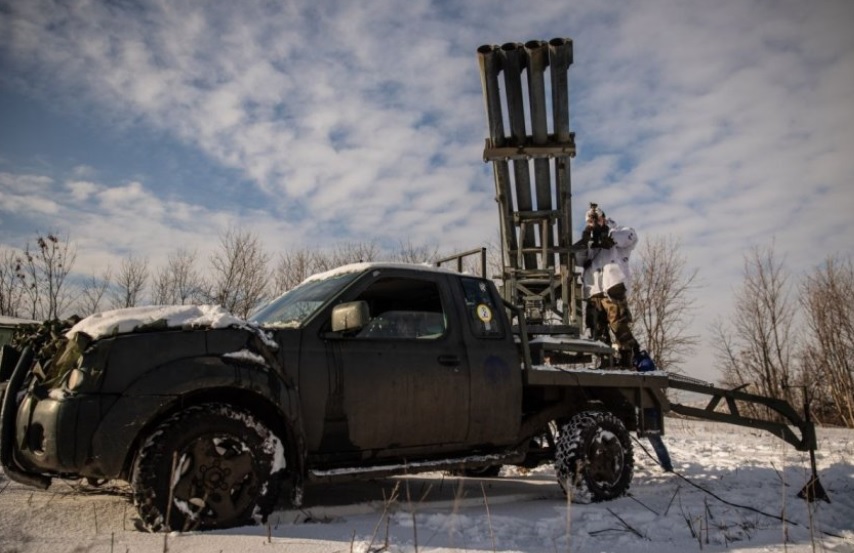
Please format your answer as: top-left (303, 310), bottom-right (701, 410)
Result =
top-left (456, 276), bottom-right (522, 445)
top-left (322, 270), bottom-right (471, 454)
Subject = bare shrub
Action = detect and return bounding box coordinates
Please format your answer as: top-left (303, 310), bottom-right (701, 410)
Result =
top-left (630, 235), bottom-right (700, 373)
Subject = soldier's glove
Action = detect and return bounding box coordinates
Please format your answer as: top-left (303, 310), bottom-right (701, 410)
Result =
top-left (599, 235), bottom-right (614, 249)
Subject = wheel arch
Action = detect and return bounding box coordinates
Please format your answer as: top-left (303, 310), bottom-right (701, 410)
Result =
top-left (118, 384), bottom-right (305, 483)
top-left (89, 356), bottom-right (306, 489)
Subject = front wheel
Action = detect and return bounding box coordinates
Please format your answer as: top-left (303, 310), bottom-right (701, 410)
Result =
top-left (554, 410), bottom-right (633, 502)
top-left (131, 403), bottom-right (286, 532)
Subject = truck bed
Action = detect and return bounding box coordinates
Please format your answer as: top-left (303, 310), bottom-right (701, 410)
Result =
top-left (524, 364), bottom-right (670, 390)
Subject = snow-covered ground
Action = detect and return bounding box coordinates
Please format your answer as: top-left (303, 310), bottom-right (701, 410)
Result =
top-left (1, 418), bottom-right (852, 553)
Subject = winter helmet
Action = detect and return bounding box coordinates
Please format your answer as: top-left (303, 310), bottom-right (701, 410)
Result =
top-left (585, 202), bottom-right (604, 224)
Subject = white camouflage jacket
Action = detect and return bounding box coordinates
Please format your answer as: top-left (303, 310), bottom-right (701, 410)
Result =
top-left (575, 220), bottom-right (638, 298)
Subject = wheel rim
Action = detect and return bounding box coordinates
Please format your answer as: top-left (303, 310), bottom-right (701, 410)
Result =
top-left (172, 434), bottom-right (261, 525)
top-left (586, 429), bottom-right (624, 489)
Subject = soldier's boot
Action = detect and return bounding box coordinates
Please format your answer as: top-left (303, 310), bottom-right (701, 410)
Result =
top-left (633, 350), bottom-right (657, 372)
top-left (617, 348), bottom-right (634, 369)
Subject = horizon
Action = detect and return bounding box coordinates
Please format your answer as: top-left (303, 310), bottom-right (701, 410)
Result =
top-left (2, 0), bottom-right (853, 382)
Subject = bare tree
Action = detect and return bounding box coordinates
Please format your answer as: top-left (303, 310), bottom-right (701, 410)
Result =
top-left (153, 248), bottom-right (204, 305)
top-left (0, 247), bottom-right (25, 317)
top-left (391, 239), bottom-right (440, 265)
top-left (800, 255), bottom-right (854, 427)
top-left (151, 269), bottom-right (171, 306)
top-left (713, 244), bottom-right (798, 418)
top-left (272, 240), bottom-right (438, 298)
top-left (324, 241), bottom-right (381, 270)
top-left (78, 268), bottom-right (112, 316)
top-left (630, 235), bottom-right (700, 373)
top-left (111, 255), bottom-right (149, 309)
top-left (272, 248), bottom-right (317, 296)
top-left (16, 233), bottom-right (77, 320)
top-left (208, 228), bottom-right (269, 318)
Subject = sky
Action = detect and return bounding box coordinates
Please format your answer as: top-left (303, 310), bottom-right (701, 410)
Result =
top-left (2, 419), bottom-right (853, 552)
top-left (1, 0), bottom-right (853, 382)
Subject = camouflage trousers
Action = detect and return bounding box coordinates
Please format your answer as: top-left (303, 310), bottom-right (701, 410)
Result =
top-left (587, 283), bottom-right (639, 364)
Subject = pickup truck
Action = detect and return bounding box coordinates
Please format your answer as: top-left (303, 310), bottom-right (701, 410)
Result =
top-left (1, 262), bottom-right (670, 531)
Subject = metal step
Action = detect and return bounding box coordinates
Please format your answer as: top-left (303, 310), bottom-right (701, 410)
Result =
top-left (308, 449), bottom-right (526, 482)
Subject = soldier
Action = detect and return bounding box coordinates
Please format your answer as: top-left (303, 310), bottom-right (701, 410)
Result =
top-left (575, 203), bottom-right (654, 370)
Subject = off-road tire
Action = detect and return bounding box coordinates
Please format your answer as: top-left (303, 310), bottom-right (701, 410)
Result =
top-left (131, 403), bottom-right (285, 532)
top-left (554, 410), bottom-right (633, 502)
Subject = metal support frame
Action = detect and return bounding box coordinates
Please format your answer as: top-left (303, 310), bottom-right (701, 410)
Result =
top-left (435, 247), bottom-right (488, 278)
top-left (667, 374), bottom-right (816, 452)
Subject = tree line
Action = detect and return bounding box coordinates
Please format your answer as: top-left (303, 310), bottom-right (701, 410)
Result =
top-left (1, 230), bottom-right (852, 427)
top-left (631, 238), bottom-right (854, 428)
top-left (0, 229), bottom-right (445, 321)
top-left (711, 245), bottom-right (854, 428)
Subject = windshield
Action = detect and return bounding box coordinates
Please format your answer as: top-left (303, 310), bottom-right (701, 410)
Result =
top-left (249, 271), bottom-right (361, 328)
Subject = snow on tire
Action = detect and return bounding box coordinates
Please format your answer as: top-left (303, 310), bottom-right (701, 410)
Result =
top-left (131, 403), bottom-right (286, 532)
top-left (554, 410), bottom-right (633, 502)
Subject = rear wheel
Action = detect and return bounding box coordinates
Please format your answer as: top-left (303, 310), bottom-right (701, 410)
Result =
top-left (554, 410), bottom-right (633, 502)
top-left (131, 403), bottom-right (286, 531)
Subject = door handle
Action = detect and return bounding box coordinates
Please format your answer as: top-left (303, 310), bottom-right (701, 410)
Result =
top-left (437, 354), bottom-right (460, 367)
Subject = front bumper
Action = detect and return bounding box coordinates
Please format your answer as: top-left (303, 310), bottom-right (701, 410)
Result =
top-left (1, 347), bottom-right (102, 487)
top-left (1, 347), bottom-right (51, 488)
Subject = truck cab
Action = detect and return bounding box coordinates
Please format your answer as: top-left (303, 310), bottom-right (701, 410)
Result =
top-left (255, 263), bottom-right (523, 466)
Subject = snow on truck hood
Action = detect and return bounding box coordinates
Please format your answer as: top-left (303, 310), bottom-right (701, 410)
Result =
top-left (66, 305), bottom-right (246, 341)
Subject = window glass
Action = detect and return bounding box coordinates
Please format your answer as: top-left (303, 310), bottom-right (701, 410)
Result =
top-left (251, 271), bottom-right (361, 328)
top-left (351, 277), bottom-right (446, 340)
top-left (460, 277), bottom-right (504, 338)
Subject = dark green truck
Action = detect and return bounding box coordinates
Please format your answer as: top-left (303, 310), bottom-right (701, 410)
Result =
top-left (0, 262), bottom-right (814, 531)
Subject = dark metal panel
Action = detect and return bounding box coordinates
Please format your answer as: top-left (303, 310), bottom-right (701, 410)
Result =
top-left (309, 269), bottom-right (471, 457)
top-left (83, 359), bottom-right (298, 478)
top-left (450, 275), bottom-right (522, 446)
top-left (101, 331), bottom-right (208, 393)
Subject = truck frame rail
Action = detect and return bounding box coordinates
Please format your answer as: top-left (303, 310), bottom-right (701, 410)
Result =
top-left (666, 373), bottom-right (816, 452)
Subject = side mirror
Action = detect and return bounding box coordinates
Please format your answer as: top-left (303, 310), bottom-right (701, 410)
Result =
top-left (331, 301), bottom-right (370, 333)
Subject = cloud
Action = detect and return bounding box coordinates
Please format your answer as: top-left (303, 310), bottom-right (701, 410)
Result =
top-left (65, 180), bottom-right (99, 201)
top-left (1, 0), bottom-right (853, 383)
top-left (0, 172), bottom-right (59, 215)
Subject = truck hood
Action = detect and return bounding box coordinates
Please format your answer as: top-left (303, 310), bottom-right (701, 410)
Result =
top-left (66, 305), bottom-right (246, 341)
top-left (21, 306), bottom-right (278, 391)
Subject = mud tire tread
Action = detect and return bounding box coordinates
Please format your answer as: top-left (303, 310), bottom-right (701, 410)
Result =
top-left (554, 410), bottom-right (633, 502)
top-left (131, 403), bottom-right (283, 532)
